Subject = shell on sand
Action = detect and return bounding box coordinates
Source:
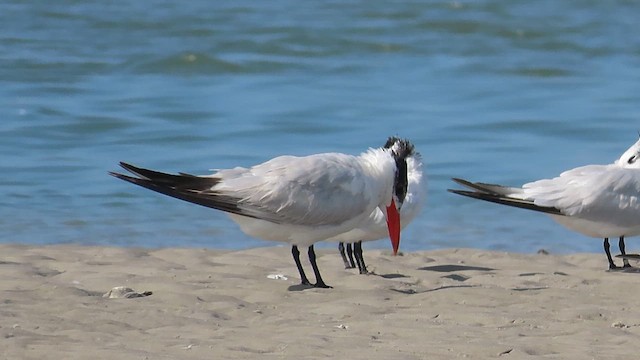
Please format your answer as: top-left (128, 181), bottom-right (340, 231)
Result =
top-left (103, 286), bottom-right (152, 299)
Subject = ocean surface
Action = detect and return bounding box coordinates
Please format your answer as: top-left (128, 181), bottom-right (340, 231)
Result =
top-left (2, 0), bottom-right (640, 255)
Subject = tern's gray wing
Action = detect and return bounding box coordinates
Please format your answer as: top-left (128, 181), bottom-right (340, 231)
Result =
top-left (523, 165), bottom-right (640, 226)
top-left (219, 153), bottom-right (375, 226)
top-left (112, 154), bottom-right (376, 227)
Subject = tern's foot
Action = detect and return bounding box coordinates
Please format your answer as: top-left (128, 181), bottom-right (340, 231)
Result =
top-left (300, 279), bottom-right (312, 286)
top-left (313, 281), bottom-right (333, 289)
top-left (359, 268), bottom-right (370, 275)
top-left (344, 265), bottom-right (356, 269)
top-left (623, 263), bottom-right (633, 268)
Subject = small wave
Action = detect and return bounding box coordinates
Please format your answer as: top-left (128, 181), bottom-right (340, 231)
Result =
top-left (507, 67), bottom-right (573, 78)
top-left (125, 52), bottom-right (303, 75)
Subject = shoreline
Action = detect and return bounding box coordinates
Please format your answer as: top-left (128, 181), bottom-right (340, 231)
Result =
top-left (2, 244), bottom-right (638, 359)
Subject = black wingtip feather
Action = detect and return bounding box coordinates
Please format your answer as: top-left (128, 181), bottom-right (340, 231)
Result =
top-left (448, 188), bottom-right (563, 216)
top-left (117, 162), bottom-right (220, 190)
top-left (451, 177), bottom-right (478, 190)
top-left (451, 178), bottom-right (504, 195)
top-left (109, 171), bottom-right (140, 184)
top-left (110, 163), bottom-right (261, 221)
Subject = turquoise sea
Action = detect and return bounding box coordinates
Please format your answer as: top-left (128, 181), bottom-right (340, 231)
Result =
top-left (2, 0), bottom-right (639, 254)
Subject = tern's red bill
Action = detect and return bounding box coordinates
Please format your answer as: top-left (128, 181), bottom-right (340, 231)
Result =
top-left (385, 199), bottom-right (401, 255)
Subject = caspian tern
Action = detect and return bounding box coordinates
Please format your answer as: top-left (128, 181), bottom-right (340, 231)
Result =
top-left (329, 137), bottom-right (425, 274)
top-left (110, 137), bottom-right (415, 288)
top-left (448, 137), bottom-right (640, 270)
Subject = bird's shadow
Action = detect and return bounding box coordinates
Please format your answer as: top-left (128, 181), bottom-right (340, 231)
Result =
top-left (390, 284), bottom-right (478, 295)
top-left (442, 274), bottom-right (469, 282)
top-left (511, 287), bottom-right (548, 292)
top-left (376, 273), bottom-right (410, 279)
top-left (287, 284), bottom-right (334, 292)
top-left (343, 268), bottom-right (411, 279)
top-left (608, 266), bottom-right (640, 274)
top-left (418, 264), bottom-right (496, 272)
top-left (616, 254), bottom-right (640, 260)
top-left (287, 284), bottom-right (312, 292)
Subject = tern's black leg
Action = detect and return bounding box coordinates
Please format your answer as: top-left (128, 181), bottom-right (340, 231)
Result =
top-left (346, 243), bottom-right (356, 268)
top-left (619, 236), bottom-right (632, 268)
top-left (604, 238), bottom-right (618, 270)
top-left (292, 245), bottom-right (311, 286)
top-left (353, 241), bottom-right (369, 274)
top-left (339, 242), bottom-right (355, 269)
top-left (308, 245), bottom-right (332, 288)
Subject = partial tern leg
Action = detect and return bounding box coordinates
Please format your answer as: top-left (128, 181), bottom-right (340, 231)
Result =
top-left (292, 246), bottom-right (311, 286)
top-left (619, 236), bottom-right (632, 268)
top-left (353, 241), bottom-right (369, 274)
top-left (346, 243), bottom-right (356, 268)
top-left (338, 242), bottom-right (355, 269)
top-left (604, 238), bottom-right (618, 270)
top-left (308, 245), bottom-right (332, 288)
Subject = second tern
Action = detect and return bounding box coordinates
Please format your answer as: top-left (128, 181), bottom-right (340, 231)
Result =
top-left (449, 138), bottom-right (640, 270)
top-left (328, 137), bottom-right (425, 274)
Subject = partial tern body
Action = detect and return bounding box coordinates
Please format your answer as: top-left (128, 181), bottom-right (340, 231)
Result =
top-left (449, 138), bottom-right (640, 270)
top-left (328, 137), bottom-right (425, 274)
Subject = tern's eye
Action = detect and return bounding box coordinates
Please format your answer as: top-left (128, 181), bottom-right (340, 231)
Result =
top-left (628, 155), bottom-right (637, 164)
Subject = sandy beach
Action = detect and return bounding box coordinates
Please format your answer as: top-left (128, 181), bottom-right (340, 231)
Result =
top-left (2, 244), bottom-right (639, 359)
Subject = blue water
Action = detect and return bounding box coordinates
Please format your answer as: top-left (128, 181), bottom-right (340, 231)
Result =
top-left (2, 1), bottom-right (639, 254)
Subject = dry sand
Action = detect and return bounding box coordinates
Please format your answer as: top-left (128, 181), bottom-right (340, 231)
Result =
top-left (1, 244), bottom-right (639, 359)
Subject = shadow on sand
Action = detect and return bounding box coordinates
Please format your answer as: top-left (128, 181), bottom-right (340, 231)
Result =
top-left (418, 264), bottom-right (495, 272)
